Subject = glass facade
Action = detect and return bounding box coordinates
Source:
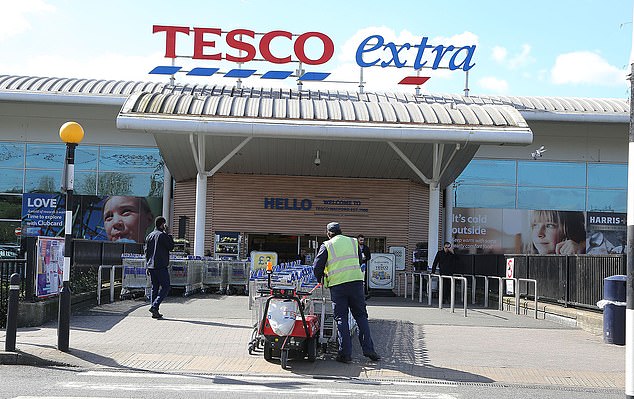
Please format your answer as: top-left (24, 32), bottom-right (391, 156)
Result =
top-left (0, 141), bottom-right (163, 249)
top-left (454, 159), bottom-right (626, 212)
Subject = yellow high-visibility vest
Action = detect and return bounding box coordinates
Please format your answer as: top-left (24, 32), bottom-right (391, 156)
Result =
top-left (323, 235), bottom-right (364, 287)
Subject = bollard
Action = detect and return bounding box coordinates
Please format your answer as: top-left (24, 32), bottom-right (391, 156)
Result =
top-left (5, 273), bottom-right (20, 352)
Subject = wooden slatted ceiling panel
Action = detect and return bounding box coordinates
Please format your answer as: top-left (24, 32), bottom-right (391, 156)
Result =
top-left (173, 173), bottom-right (431, 263)
top-left (172, 179), bottom-right (197, 246)
top-left (210, 173), bottom-right (408, 240)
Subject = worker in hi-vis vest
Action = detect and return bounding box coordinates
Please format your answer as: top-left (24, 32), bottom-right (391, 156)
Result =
top-left (313, 222), bottom-right (381, 364)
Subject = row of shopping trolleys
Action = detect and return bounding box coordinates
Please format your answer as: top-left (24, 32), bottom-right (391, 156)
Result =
top-left (248, 260), bottom-right (321, 294)
top-left (120, 254), bottom-right (251, 297)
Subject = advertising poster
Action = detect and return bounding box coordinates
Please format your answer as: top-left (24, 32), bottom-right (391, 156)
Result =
top-left (451, 208), bottom-right (524, 254)
top-left (586, 212), bottom-right (626, 254)
top-left (21, 194), bottom-right (162, 244)
top-left (22, 193), bottom-right (65, 238)
top-left (388, 246), bottom-right (406, 271)
top-left (368, 253), bottom-right (395, 289)
top-left (35, 236), bottom-right (64, 298)
top-left (453, 208), bottom-right (595, 255)
top-left (250, 251), bottom-right (279, 273)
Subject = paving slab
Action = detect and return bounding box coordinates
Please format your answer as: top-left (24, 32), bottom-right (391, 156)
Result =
top-left (0, 294), bottom-right (625, 390)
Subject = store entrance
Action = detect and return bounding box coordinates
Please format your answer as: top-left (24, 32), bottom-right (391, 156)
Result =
top-left (247, 233), bottom-right (385, 264)
top-left (247, 233), bottom-right (328, 264)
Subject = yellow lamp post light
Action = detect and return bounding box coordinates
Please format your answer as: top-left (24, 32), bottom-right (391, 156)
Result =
top-left (57, 121), bottom-right (84, 352)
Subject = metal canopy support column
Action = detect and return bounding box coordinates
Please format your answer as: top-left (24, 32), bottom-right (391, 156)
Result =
top-left (388, 141), bottom-right (462, 264)
top-left (162, 164), bottom-right (172, 226)
top-left (387, 141), bottom-right (432, 185)
top-left (428, 184), bottom-right (441, 265)
top-left (191, 134), bottom-right (207, 257)
top-left (428, 144), bottom-right (446, 264)
top-left (444, 184), bottom-right (455, 244)
top-left (206, 137), bottom-right (252, 177)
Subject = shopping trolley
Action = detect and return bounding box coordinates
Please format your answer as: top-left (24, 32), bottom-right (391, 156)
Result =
top-left (169, 256), bottom-right (204, 296)
top-left (120, 254), bottom-right (150, 299)
top-left (226, 261), bottom-right (249, 295)
top-left (202, 258), bottom-right (223, 293)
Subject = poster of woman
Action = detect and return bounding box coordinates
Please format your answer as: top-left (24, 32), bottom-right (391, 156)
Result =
top-left (523, 210), bottom-right (586, 255)
top-left (452, 207), bottom-right (588, 255)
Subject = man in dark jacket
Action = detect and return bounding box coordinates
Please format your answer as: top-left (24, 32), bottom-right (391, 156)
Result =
top-left (357, 234), bottom-right (372, 298)
top-left (431, 241), bottom-right (456, 304)
top-left (145, 216), bottom-right (174, 319)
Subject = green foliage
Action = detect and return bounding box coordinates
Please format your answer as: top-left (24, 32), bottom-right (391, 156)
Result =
top-left (70, 267), bottom-right (98, 294)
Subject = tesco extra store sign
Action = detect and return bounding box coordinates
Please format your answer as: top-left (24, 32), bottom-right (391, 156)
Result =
top-left (151, 25), bottom-right (476, 82)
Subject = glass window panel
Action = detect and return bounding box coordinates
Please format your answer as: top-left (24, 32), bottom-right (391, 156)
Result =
top-left (25, 169), bottom-right (61, 193)
top-left (74, 172), bottom-right (97, 195)
top-left (454, 184), bottom-right (516, 208)
top-left (75, 146), bottom-right (98, 171)
top-left (0, 168), bottom-right (23, 193)
top-left (0, 194), bottom-right (22, 219)
top-left (587, 189), bottom-right (626, 212)
top-left (0, 220), bottom-right (21, 251)
top-left (26, 143), bottom-right (65, 169)
top-left (0, 142), bottom-right (25, 168)
top-left (97, 172), bottom-right (164, 197)
top-left (456, 159), bottom-right (516, 186)
top-left (587, 163), bottom-right (627, 189)
top-left (517, 187), bottom-right (586, 211)
top-left (99, 147), bottom-right (162, 173)
top-left (518, 161), bottom-right (585, 187)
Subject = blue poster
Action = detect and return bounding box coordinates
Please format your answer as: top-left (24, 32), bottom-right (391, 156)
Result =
top-left (22, 193), bottom-right (65, 237)
top-left (21, 194), bottom-right (162, 244)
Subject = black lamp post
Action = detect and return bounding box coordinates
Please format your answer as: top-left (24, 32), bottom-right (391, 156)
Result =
top-left (58, 121), bottom-right (84, 352)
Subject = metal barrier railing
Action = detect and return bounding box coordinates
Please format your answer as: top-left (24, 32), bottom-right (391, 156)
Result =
top-left (96, 265), bottom-right (122, 305)
top-left (395, 271), bottom-right (538, 320)
top-left (502, 277), bottom-right (519, 314)
top-left (475, 275), bottom-right (490, 308)
top-left (517, 278), bottom-right (538, 319)
top-left (486, 276), bottom-right (504, 311)
top-left (452, 276), bottom-right (468, 317)
top-left (438, 275), bottom-right (468, 316)
top-left (454, 273), bottom-right (477, 304)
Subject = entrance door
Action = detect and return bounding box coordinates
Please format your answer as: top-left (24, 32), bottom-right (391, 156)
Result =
top-left (247, 233), bottom-right (299, 263)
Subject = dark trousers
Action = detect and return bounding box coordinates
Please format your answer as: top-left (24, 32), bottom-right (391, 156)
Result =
top-left (362, 263), bottom-right (369, 296)
top-left (148, 267), bottom-right (170, 310)
top-left (441, 276), bottom-right (451, 303)
top-left (330, 280), bottom-right (375, 358)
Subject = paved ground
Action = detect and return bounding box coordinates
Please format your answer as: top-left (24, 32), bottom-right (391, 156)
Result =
top-left (0, 293), bottom-right (626, 391)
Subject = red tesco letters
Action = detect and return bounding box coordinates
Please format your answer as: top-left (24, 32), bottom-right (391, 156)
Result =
top-left (153, 25), bottom-right (334, 65)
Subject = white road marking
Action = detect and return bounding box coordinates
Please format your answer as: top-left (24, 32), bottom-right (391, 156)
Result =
top-left (59, 381), bottom-right (458, 398)
top-left (80, 370), bottom-right (460, 388)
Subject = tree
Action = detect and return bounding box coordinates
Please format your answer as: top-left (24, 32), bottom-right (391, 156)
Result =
top-left (98, 172), bottom-right (133, 196)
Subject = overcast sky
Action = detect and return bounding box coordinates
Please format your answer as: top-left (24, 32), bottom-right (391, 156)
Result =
top-left (1, 0), bottom-right (632, 98)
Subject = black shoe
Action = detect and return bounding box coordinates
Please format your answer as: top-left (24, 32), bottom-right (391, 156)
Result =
top-left (335, 355), bottom-right (352, 364)
top-left (363, 352), bottom-right (381, 361)
top-left (149, 307), bottom-right (163, 319)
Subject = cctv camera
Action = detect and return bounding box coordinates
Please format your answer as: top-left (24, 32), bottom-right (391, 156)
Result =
top-left (314, 157), bottom-right (321, 166)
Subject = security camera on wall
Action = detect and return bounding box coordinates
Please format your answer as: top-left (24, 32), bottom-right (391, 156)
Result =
top-left (531, 145), bottom-right (547, 160)
top-left (314, 150), bottom-right (321, 166)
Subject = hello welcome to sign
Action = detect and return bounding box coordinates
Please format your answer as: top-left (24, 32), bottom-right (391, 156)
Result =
top-left (150, 25), bottom-right (476, 84)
